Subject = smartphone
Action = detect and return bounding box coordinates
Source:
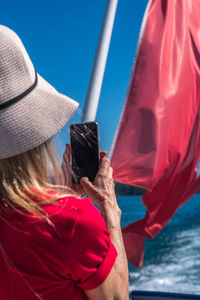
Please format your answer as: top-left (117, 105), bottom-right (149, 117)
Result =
top-left (70, 122), bottom-right (100, 184)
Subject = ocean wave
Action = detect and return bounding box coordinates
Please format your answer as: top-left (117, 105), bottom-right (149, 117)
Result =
top-left (117, 194), bottom-right (200, 294)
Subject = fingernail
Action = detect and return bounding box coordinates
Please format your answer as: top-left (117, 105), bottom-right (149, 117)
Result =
top-left (80, 177), bottom-right (88, 182)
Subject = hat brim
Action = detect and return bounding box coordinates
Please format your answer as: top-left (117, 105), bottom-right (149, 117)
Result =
top-left (0, 73), bottom-right (79, 159)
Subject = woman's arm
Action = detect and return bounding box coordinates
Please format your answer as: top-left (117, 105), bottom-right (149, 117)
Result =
top-left (85, 262), bottom-right (128, 300)
top-left (109, 225), bottom-right (129, 293)
top-left (84, 225), bottom-right (129, 300)
top-left (80, 158), bottom-right (129, 300)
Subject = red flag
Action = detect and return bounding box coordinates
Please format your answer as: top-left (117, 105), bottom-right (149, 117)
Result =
top-left (110, 0), bottom-right (200, 267)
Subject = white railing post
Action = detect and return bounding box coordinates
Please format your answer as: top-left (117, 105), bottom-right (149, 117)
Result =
top-left (81, 0), bottom-right (118, 123)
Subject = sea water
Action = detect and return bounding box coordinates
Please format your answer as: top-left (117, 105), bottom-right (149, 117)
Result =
top-left (117, 194), bottom-right (200, 295)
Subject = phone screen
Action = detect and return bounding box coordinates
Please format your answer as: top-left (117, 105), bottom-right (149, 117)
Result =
top-left (70, 122), bottom-right (100, 184)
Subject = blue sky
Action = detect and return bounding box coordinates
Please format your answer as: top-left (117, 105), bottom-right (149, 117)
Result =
top-left (1, 0), bottom-right (147, 155)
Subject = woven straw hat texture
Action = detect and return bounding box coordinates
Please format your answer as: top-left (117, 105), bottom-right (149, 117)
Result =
top-left (0, 25), bottom-right (79, 159)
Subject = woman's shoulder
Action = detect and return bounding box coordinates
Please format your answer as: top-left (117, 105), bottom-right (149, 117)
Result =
top-left (54, 194), bottom-right (108, 239)
top-left (44, 193), bottom-right (97, 217)
top-left (43, 193), bottom-right (104, 235)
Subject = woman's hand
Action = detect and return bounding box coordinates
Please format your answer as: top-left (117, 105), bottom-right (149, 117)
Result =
top-left (80, 156), bottom-right (121, 229)
top-left (81, 155), bottom-right (129, 300)
top-left (63, 146), bottom-right (129, 299)
top-left (61, 144), bottom-right (84, 195)
top-left (62, 144), bottom-right (121, 229)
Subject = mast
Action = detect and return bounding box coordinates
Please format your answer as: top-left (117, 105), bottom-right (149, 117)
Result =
top-left (81, 0), bottom-right (118, 123)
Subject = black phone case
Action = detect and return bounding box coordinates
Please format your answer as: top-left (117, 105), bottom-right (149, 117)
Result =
top-left (70, 122), bottom-right (100, 184)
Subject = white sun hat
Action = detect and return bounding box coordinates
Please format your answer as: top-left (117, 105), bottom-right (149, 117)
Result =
top-left (0, 25), bottom-right (79, 159)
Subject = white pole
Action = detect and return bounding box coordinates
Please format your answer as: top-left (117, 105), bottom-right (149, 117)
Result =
top-left (81, 0), bottom-right (118, 123)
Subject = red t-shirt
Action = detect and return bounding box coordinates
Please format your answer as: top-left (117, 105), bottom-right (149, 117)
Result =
top-left (0, 195), bottom-right (117, 299)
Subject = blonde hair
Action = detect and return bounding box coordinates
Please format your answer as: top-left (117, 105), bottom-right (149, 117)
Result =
top-left (0, 138), bottom-right (76, 226)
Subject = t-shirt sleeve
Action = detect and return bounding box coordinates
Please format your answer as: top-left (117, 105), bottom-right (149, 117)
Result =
top-left (67, 197), bottom-right (117, 290)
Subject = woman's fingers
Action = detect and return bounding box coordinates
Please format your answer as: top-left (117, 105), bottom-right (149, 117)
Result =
top-left (109, 167), bottom-right (113, 179)
top-left (80, 177), bottom-right (98, 195)
top-left (64, 144), bottom-right (71, 163)
top-left (81, 177), bottom-right (103, 204)
top-left (96, 158), bottom-right (110, 177)
top-left (100, 151), bottom-right (107, 161)
top-left (62, 148), bottom-right (113, 200)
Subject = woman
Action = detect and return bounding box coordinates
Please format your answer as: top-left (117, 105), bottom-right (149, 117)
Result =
top-left (0, 25), bottom-right (129, 299)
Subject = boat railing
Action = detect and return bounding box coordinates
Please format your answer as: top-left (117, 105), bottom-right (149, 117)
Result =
top-left (131, 290), bottom-right (200, 299)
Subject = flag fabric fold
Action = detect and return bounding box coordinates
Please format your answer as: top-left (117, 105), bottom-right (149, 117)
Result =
top-left (110, 0), bottom-right (200, 267)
